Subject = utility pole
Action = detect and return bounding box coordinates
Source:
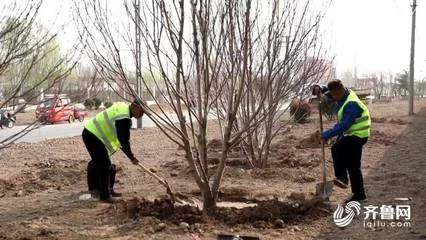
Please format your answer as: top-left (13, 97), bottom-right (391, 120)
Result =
top-left (408, 0), bottom-right (417, 115)
top-left (135, 0), bottom-right (142, 128)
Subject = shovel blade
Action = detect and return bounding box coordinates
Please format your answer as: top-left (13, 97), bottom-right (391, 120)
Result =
top-left (315, 181), bottom-right (333, 199)
top-left (162, 179), bottom-right (177, 203)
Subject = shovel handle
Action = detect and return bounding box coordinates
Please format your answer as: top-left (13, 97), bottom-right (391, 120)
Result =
top-left (137, 162), bottom-right (167, 187)
top-left (318, 96), bottom-right (327, 184)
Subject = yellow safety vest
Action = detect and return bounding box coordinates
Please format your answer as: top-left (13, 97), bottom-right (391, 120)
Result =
top-left (337, 90), bottom-right (371, 138)
top-left (85, 102), bottom-right (131, 155)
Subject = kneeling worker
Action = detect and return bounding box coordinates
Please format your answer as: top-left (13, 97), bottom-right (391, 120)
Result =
top-left (314, 80), bottom-right (371, 203)
top-left (82, 100), bottom-right (144, 203)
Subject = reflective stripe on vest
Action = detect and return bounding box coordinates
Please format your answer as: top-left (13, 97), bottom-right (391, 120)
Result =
top-left (85, 102), bottom-right (131, 155)
top-left (93, 116), bottom-right (115, 153)
top-left (337, 90), bottom-right (371, 138)
top-left (354, 115), bottom-right (369, 124)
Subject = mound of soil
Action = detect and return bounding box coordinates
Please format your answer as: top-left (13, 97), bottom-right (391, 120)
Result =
top-left (0, 167), bottom-right (83, 197)
top-left (113, 197), bottom-right (203, 224)
top-left (277, 152), bottom-right (320, 168)
top-left (110, 196), bottom-right (330, 228)
top-left (296, 131), bottom-right (322, 149)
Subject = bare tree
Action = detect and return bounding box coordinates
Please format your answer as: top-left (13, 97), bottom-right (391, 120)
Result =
top-left (229, 0), bottom-right (331, 168)
top-left (0, 0), bottom-right (81, 148)
top-left (65, 64), bottom-right (103, 101)
top-left (74, 0), bottom-right (330, 214)
top-left (371, 73), bottom-right (385, 100)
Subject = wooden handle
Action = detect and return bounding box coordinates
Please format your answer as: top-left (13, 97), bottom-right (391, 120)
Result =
top-left (318, 97), bottom-right (327, 183)
top-left (137, 163), bottom-right (167, 186)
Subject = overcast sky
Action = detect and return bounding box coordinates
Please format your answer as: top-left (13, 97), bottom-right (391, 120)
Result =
top-left (38, 0), bottom-right (426, 80)
top-left (325, 0), bottom-right (426, 78)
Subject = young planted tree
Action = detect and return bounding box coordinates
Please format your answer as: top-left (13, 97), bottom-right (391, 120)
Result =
top-left (74, 0), bottom-right (330, 213)
top-left (231, 0), bottom-right (331, 168)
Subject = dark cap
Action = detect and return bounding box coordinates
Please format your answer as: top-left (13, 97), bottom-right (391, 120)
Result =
top-left (327, 79), bottom-right (344, 91)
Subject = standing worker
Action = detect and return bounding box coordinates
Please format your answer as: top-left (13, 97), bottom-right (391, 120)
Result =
top-left (82, 100), bottom-right (144, 203)
top-left (314, 80), bottom-right (371, 203)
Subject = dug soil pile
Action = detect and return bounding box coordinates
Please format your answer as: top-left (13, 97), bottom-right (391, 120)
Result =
top-left (296, 131), bottom-right (322, 149)
top-left (111, 195), bottom-right (331, 228)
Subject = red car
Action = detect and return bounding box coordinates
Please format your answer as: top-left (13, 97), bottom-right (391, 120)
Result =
top-left (36, 95), bottom-right (88, 124)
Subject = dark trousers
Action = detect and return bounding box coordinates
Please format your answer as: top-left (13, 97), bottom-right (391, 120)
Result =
top-left (331, 136), bottom-right (368, 197)
top-left (87, 161), bottom-right (116, 193)
top-left (82, 128), bottom-right (115, 199)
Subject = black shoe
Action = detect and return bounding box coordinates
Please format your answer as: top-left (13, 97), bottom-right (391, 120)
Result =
top-left (100, 197), bottom-right (116, 204)
top-left (333, 178), bottom-right (348, 189)
top-left (110, 190), bottom-right (122, 198)
top-left (344, 194), bottom-right (367, 203)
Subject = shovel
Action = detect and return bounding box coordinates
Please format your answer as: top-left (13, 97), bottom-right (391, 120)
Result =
top-left (315, 97), bottom-right (333, 200)
top-left (136, 162), bottom-right (202, 207)
top-left (136, 162), bottom-right (177, 203)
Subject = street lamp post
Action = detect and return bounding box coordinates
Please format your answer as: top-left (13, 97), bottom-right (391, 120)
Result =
top-left (408, 0), bottom-right (417, 115)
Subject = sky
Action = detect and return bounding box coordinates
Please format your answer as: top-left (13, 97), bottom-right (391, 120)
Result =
top-left (325, 0), bottom-right (426, 78)
top-left (34, 0), bottom-right (426, 81)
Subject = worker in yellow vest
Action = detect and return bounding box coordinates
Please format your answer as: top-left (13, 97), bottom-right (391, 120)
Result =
top-left (315, 80), bottom-right (371, 203)
top-left (82, 100), bottom-right (144, 203)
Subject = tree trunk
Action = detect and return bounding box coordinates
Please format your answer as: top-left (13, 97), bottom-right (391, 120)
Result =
top-left (201, 186), bottom-right (216, 215)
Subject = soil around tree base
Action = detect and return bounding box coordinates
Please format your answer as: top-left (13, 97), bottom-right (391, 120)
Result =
top-left (110, 195), bottom-right (331, 228)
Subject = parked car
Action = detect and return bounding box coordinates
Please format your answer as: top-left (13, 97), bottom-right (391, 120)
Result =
top-left (36, 95), bottom-right (88, 124)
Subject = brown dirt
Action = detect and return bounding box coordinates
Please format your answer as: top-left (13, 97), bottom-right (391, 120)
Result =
top-left (110, 195), bottom-right (330, 228)
top-left (214, 198), bottom-right (329, 227)
top-left (371, 117), bottom-right (408, 125)
top-left (296, 130), bottom-right (322, 149)
top-left (112, 197), bottom-right (203, 224)
top-left (0, 99), bottom-right (425, 239)
top-left (370, 130), bottom-right (396, 146)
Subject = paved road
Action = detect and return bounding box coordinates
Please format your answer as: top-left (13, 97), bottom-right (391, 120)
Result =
top-left (0, 115), bottom-right (172, 143)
